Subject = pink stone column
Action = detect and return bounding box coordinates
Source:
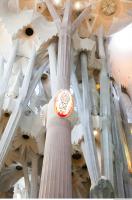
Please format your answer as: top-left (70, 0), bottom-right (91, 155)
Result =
top-left (39, 117), bottom-right (72, 198)
top-left (39, 0), bottom-right (90, 197)
top-left (39, 1), bottom-right (72, 198)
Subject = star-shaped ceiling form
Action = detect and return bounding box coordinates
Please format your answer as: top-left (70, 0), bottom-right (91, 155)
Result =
top-left (91, 0), bottom-right (132, 36)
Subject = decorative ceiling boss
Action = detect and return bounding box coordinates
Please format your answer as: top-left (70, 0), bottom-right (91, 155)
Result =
top-left (100, 0), bottom-right (117, 16)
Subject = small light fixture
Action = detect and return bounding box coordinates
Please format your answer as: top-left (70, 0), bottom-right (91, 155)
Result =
top-left (93, 129), bottom-right (98, 137)
top-left (96, 83), bottom-right (100, 90)
top-left (53, 0), bottom-right (61, 6)
top-left (54, 90), bottom-right (74, 118)
top-left (74, 1), bottom-right (82, 11)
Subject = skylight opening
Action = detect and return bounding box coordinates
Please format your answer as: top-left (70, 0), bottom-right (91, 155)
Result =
top-left (109, 24), bottom-right (132, 58)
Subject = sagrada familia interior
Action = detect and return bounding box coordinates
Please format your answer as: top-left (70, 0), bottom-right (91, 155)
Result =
top-left (0, 0), bottom-right (132, 198)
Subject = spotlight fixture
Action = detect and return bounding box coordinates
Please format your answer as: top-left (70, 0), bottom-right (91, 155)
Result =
top-left (53, 0), bottom-right (61, 6)
top-left (74, 1), bottom-right (82, 11)
top-left (93, 129), bottom-right (98, 137)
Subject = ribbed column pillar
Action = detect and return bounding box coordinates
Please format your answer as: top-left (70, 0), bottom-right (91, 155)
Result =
top-left (98, 28), bottom-right (114, 185)
top-left (111, 92), bottom-right (125, 198)
top-left (39, 117), bottom-right (72, 198)
top-left (30, 154), bottom-right (39, 198)
top-left (0, 41), bottom-right (18, 116)
top-left (48, 42), bottom-right (57, 96)
top-left (23, 162), bottom-right (30, 198)
top-left (100, 61), bottom-right (114, 185)
top-left (39, 1), bottom-right (72, 198)
top-left (80, 52), bottom-right (100, 184)
top-left (0, 47), bottom-right (36, 171)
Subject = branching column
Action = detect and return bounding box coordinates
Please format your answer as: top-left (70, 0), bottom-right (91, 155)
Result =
top-left (39, 0), bottom-right (91, 197)
top-left (30, 153), bottom-right (39, 198)
top-left (39, 1), bottom-right (72, 198)
top-left (0, 47), bottom-right (36, 171)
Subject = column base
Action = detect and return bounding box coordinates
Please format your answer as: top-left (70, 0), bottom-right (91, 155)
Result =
top-left (90, 176), bottom-right (115, 198)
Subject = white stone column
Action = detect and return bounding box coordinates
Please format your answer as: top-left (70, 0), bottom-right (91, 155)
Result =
top-left (39, 1), bottom-right (93, 197)
top-left (7, 69), bottom-right (22, 98)
top-left (39, 115), bottom-right (72, 198)
top-left (23, 162), bottom-right (30, 198)
top-left (80, 52), bottom-right (101, 184)
top-left (98, 27), bottom-right (114, 185)
top-left (48, 41), bottom-right (57, 96)
top-left (90, 77), bottom-right (99, 115)
top-left (112, 84), bottom-right (132, 197)
top-left (0, 47), bottom-right (36, 171)
top-left (39, 1), bottom-right (72, 198)
top-left (71, 69), bottom-right (100, 185)
top-left (30, 154), bottom-right (39, 198)
top-left (0, 41), bottom-right (18, 116)
top-left (111, 88), bottom-right (125, 198)
top-left (100, 61), bottom-right (114, 185)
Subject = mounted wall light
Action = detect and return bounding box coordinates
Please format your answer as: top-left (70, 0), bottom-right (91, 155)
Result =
top-left (54, 90), bottom-right (74, 118)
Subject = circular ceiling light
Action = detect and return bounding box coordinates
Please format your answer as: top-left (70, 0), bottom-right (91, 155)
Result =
top-left (54, 90), bottom-right (74, 118)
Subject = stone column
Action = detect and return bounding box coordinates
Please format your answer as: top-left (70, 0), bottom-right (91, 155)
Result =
top-left (0, 41), bottom-right (18, 116)
top-left (39, 115), bottom-right (72, 198)
top-left (48, 41), bottom-right (57, 95)
top-left (0, 47), bottom-right (36, 171)
top-left (89, 77), bottom-right (99, 115)
top-left (80, 52), bottom-right (101, 184)
top-left (111, 87), bottom-right (125, 198)
top-left (30, 154), bottom-right (39, 198)
top-left (23, 162), bottom-right (30, 198)
top-left (98, 27), bottom-right (114, 185)
top-left (113, 84), bottom-right (132, 198)
top-left (71, 64), bottom-right (101, 185)
top-left (39, 0), bottom-right (92, 197)
top-left (100, 60), bottom-right (114, 185)
top-left (39, 1), bottom-right (72, 198)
